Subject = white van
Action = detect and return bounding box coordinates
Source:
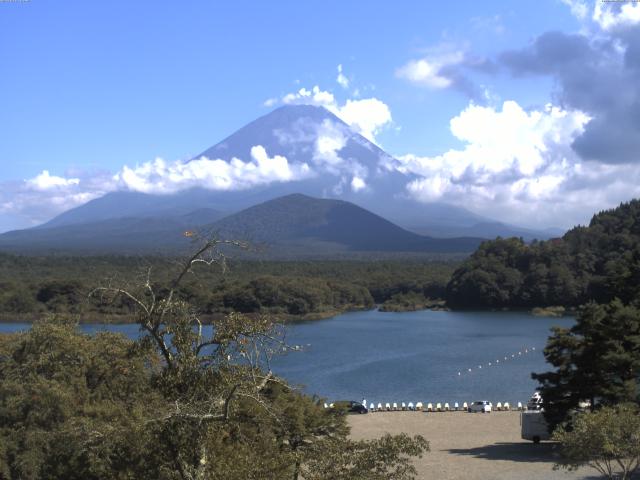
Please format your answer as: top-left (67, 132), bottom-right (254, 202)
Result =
top-left (521, 410), bottom-right (550, 443)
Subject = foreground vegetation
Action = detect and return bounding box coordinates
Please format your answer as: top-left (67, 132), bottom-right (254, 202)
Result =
top-left (0, 254), bottom-right (455, 322)
top-left (553, 404), bottom-right (640, 480)
top-left (0, 239), bottom-right (429, 479)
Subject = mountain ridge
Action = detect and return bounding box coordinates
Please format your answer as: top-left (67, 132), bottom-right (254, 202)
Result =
top-left (0, 194), bottom-right (483, 256)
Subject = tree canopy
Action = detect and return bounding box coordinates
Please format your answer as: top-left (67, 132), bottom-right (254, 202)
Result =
top-left (0, 254), bottom-right (455, 321)
top-left (553, 404), bottom-right (640, 480)
top-left (532, 300), bottom-right (640, 428)
top-left (446, 199), bottom-right (640, 309)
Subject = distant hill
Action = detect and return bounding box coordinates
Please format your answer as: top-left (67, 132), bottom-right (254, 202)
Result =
top-left (446, 199), bottom-right (640, 309)
top-left (410, 222), bottom-right (564, 242)
top-left (207, 194), bottom-right (483, 255)
top-left (0, 217), bottom-right (194, 254)
top-left (23, 104), bottom-right (556, 242)
top-left (0, 194), bottom-right (483, 256)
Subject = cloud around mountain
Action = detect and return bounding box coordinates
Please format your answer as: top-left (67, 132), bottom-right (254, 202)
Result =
top-left (273, 84), bottom-right (393, 144)
top-left (3, 2), bottom-right (640, 233)
top-left (0, 103), bottom-right (389, 228)
top-left (114, 145), bottom-right (313, 195)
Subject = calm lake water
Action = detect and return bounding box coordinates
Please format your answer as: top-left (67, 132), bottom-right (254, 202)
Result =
top-left (0, 310), bottom-right (572, 406)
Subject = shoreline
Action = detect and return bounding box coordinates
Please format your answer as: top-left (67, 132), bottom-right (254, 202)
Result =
top-left (0, 304), bottom-right (575, 325)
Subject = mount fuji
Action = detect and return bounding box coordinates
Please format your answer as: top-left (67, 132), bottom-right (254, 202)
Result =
top-left (0, 105), bottom-right (559, 255)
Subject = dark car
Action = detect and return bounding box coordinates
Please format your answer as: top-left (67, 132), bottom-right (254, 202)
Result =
top-left (332, 400), bottom-right (368, 414)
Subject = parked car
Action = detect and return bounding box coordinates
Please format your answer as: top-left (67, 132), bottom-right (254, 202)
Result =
top-left (331, 401), bottom-right (368, 414)
top-left (468, 400), bottom-right (492, 413)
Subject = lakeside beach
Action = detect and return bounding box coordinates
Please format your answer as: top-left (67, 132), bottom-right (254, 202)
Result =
top-left (349, 411), bottom-right (591, 480)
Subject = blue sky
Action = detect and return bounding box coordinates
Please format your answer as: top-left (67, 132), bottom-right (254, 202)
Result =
top-left (1, 0), bottom-right (640, 232)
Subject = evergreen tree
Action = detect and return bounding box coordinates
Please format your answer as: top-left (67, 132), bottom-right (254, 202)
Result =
top-left (533, 300), bottom-right (640, 428)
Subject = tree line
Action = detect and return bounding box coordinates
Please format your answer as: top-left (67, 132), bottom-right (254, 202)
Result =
top-left (0, 255), bottom-right (454, 320)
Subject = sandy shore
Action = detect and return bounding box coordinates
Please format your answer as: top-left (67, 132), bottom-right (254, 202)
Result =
top-left (348, 411), bottom-right (594, 480)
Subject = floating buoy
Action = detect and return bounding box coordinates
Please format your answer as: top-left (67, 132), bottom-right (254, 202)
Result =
top-left (468, 368), bottom-right (472, 372)
top-left (458, 371), bottom-right (461, 376)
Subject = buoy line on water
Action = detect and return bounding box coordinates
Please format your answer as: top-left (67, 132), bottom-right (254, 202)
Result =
top-left (455, 346), bottom-right (538, 378)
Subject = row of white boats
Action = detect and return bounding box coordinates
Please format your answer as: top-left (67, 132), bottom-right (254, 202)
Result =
top-left (324, 400), bottom-right (528, 412)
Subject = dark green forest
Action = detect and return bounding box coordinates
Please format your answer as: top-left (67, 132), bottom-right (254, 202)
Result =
top-left (446, 199), bottom-right (640, 309)
top-left (0, 255), bottom-right (455, 321)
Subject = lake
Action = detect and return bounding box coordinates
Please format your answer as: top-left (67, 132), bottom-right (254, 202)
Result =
top-left (0, 309), bottom-right (572, 407)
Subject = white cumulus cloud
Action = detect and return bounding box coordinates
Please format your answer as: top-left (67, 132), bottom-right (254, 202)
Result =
top-left (593, 1), bottom-right (640, 30)
top-left (396, 51), bottom-right (465, 89)
top-left (336, 64), bottom-right (350, 89)
top-left (114, 145), bottom-right (312, 194)
top-left (561, 0), bottom-right (640, 31)
top-left (392, 100), bottom-right (613, 227)
top-left (351, 176), bottom-right (367, 192)
top-left (560, 0), bottom-right (589, 20)
top-left (282, 86), bottom-right (336, 107)
top-left (335, 98), bottom-right (392, 144)
top-left (0, 170), bottom-right (112, 228)
top-left (0, 146), bottom-right (314, 229)
top-left (313, 119), bottom-right (348, 168)
top-left (26, 170), bottom-right (80, 190)
top-left (271, 81), bottom-right (393, 144)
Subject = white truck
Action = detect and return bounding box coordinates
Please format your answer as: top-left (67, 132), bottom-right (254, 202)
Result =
top-left (521, 410), bottom-right (550, 443)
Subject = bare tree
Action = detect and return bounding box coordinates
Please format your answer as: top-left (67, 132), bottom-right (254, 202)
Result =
top-left (91, 236), bottom-right (291, 479)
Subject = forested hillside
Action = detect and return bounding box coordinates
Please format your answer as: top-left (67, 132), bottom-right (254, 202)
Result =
top-left (0, 255), bottom-right (455, 321)
top-left (446, 200), bottom-right (640, 309)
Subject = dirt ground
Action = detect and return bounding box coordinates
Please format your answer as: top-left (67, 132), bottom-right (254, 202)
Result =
top-left (348, 411), bottom-right (596, 480)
